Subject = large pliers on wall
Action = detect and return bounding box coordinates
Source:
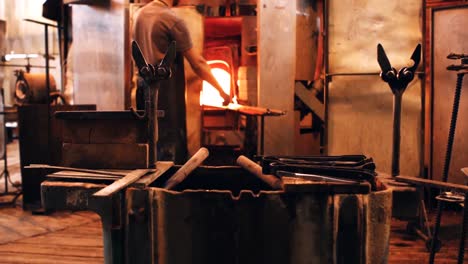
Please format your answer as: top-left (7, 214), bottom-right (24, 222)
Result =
top-left (131, 40), bottom-right (176, 168)
top-left (377, 43), bottom-right (421, 176)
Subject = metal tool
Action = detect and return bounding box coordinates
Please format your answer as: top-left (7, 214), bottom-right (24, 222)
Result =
top-left (261, 155), bottom-right (376, 170)
top-left (429, 53), bottom-right (468, 264)
top-left (276, 170), bottom-right (360, 184)
top-left (260, 155), bottom-right (377, 190)
top-left (377, 43), bottom-right (421, 177)
top-left (236, 155), bottom-right (283, 190)
top-left (131, 40), bottom-right (176, 168)
top-left (164, 147), bottom-right (210, 190)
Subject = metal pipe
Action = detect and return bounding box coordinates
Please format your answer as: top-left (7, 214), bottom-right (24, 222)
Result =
top-left (429, 72), bottom-right (465, 264)
top-left (147, 84), bottom-right (158, 168)
top-left (391, 93), bottom-right (402, 176)
top-left (45, 25), bottom-right (50, 104)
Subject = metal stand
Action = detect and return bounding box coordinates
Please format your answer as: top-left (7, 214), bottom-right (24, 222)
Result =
top-left (23, 19), bottom-right (59, 104)
top-left (376, 43), bottom-right (440, 248)
top-left (131, 40), bottom-right (176, 168)
top-left (0, 89), bottom-right (21, 207)
top-left (429, 54), bottom-right (467, 264)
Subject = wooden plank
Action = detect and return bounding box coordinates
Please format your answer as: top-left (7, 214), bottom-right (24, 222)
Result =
top-left (0, 224), bottom-right (23, 244)
top-left (258, 0), bottom-right (296, 155)
top-left (0, 242), bottom-right (103, 257)
top-left (294, 82), bottom-right (324, 120)
top-left (0, 209), bottom-right (100, 245)
top-left (0, 211), bottom-right (48, 237)
top-left (0, 208), bottom-right (99, 245)
top-left (0, 252), bottom-right (102, 264)
top-left (61, 143), bottom-right (148, 169)
top-left (133, 161), bottom-right (174, 188)
top-left (93, 169), bottom-right (154, 197)
top-left (20, 232), bottom-right (103, 247)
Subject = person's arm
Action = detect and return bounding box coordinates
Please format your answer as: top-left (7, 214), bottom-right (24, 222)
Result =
top-left (183, 47), bottom-right (231, 105)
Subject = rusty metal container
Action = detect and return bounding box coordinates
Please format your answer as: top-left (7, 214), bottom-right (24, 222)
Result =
top-left (42, 166), bottom-right (391, 264)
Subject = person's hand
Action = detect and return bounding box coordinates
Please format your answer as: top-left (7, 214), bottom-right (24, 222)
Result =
top-left (221, 92), bottom-right (231, 106)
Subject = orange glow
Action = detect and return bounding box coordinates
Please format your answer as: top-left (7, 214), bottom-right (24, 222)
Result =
top-left (200, 60), bottom-right (231, 107)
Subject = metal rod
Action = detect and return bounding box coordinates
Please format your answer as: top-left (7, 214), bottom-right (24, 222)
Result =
top-left (260, 115), bottom-right (265, 155)
top-left (45, 24), bottom-right (50, 104)
top-left (326, 71), bottom-right (425, 77)
top-left (0, 63), bottom-right (56, 69)
top-left (396, 176), bottom-right (468, 193)
top-left (421, 199), bottom-right (432, 236)
top-left (26, 164), bottom-right (129, 177)
top-left (24, 18), bottom-right (59, 28)
top-left (457, 192), bottom-right (468, 264)
top-left (391, 93), bottom-right (402, 176)
top-left (147, 84), bottom-right (158, 168)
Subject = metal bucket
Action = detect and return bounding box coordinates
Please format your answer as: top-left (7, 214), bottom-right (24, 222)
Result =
top-left (42, 166), bottom-right (392, 264)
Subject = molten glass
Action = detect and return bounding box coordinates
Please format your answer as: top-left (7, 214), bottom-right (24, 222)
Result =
top-left (200, 60), bottom-right (232, 107)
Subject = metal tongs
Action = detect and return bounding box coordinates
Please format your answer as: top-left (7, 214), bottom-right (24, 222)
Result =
top-left (260, 155), bottom-right (378, 190)
top-left (261, 155), bottom-right (376, 171)
top-left (132, 40), bottom-right (176, 85)
top-left (377, 43), bottom-right (421, 176)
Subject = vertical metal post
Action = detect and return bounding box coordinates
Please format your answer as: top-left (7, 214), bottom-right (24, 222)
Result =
top-left (147, 85), bottom-right (158, 168)
top-left (45, 24), bottom-right (50, 104)
top-left (430, 72), bottom-right (466, 264)
top-left (260, 115), bottom-right (265, 155)
top-left (391, 93), bottom-right (402, 176)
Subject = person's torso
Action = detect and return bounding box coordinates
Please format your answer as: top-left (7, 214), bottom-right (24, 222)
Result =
top-left (133, 1), bottom-right (182, 65)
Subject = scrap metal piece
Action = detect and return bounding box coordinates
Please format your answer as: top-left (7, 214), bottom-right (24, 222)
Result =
top-left (26, 164), bottom-right (128, 177)
top-left (93, 169), bottom-right (155, 197)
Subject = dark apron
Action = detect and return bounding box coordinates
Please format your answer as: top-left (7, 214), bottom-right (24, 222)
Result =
top-left (137, 53), bottom-right (187, 164)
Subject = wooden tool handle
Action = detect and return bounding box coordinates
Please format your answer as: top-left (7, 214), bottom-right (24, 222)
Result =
top-left (164, 147), bottom-right (210, 190)
top-left (236, 155), bottom-right (283, 190)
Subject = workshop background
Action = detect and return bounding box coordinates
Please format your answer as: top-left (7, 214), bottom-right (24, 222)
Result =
top-left (0, 0), bottom-right (467, 263)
